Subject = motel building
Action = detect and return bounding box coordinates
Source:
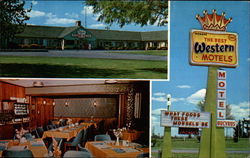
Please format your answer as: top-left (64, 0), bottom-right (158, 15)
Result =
top-left (13, 21), bottom-right (168, 50)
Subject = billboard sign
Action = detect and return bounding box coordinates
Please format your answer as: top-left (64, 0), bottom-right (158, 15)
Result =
top-left (190, 30), bottom-right (238, 67)
top-left (160, 111), bottom-right (211, 128)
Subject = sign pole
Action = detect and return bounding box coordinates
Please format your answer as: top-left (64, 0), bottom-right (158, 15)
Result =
top-left (161, 94), bottom-right (172, 158)
top-left (199, 66), bottom-right (226, 158)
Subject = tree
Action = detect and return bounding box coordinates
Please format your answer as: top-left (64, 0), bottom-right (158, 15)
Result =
top-left (0, 0), bottom-right (31, 49)
top-left (85, 0), bottom-right (168, 28)
top-left (196, 100), bottom-right (235, 119)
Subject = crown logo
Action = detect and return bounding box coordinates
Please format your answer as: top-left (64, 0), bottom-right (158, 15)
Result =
top-left (196, 10), bottom-right (232, 31)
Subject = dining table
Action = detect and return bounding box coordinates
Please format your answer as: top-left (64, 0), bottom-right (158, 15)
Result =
top-left (42, 124), bottom-right (87, 141)
top-left (0, 138), bottom-right (48, 157)
top-left (85, 141), bottom-right (149, 158)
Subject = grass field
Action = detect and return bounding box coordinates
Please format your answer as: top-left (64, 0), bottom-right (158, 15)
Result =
top-left (152, 138), bottom-right (250, 158)
top-left (108, 50), bottom-right (167, 56)
top-left (0, 56), bottom-right (167, 78)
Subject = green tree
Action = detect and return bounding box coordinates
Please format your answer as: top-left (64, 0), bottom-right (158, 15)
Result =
top-left (0, 0), bottom-right (31, 49)
top-left (85, 0), bottom-right (168, 27)
top-left (196, 100), bottom-right (234, 119)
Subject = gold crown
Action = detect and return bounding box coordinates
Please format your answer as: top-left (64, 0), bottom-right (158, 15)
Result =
top-left (196, 10), bottom-right (232, 31)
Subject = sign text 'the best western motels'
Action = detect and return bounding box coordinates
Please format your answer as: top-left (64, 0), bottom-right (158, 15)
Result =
top-left (190, 30), bottom-right (238, 67)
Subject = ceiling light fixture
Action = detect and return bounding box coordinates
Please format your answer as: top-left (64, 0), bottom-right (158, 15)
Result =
top-left (105, 80), bottom-right (118, 84)
top-left (33, 81), bottom-right (44, 87)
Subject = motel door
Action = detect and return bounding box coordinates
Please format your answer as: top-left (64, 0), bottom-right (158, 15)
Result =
top-left (76, 40), bottom-right (88, 49)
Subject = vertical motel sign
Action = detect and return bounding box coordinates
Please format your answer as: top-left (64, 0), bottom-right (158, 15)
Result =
top-left (217, 70), bottom-right (226, 120)
top-left (190, 10), bottom-right (238, 128)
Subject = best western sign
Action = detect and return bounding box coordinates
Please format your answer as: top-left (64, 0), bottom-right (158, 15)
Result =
top-left (190, 30), bottom-right (238, 67)
top-left (160, 111), bottom-right (211, 128)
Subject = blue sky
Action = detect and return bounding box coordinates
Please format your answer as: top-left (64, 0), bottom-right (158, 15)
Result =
top-left (152, 1), bottom-right (249, 136)
top-left (24, 0), bottom-right (167, 31)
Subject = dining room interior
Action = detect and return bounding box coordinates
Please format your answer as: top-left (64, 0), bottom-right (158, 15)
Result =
top-left (0, 79), bottom-right (150, 157)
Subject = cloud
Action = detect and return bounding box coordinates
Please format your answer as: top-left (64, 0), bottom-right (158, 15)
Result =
top-left (247, 58), bottom-right (250, 62)
top-left (186, 89), bottom-right (206, 104)
top-left (81, 6), bottom-right (94, 15)
top-left (90, 23), bottom-right (106, 28)
top-left (46, 13), bottom-right (57, 19)
top-left (31, 1), bottom-right (38, 5)
top-left (177, 85), bottom-right (191, 89)
top-left (28, 10), bottom-right (46, 17)
top-left (65, 12), bottom-right (79, 19)
top-left (154, 92), bottom-right (166, 96)
top-left (152, 108), bottom-right (166, 116)
top-left (152, 96), bottom-right (166, 102)
top-left (152, 96), bottom-right (185, 103)
top-left (231, 101), bottom-right (250, 120)
top-left (172, 98), bottom-right (185, 102)
top-left (151, 116), bottom-right (158, 122)
top-left (43, 12), bottom-right (76, 25)
top-left (45, 17), bottom-right (76, 25)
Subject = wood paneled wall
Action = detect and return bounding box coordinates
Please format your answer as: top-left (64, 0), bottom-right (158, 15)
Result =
top-left (0, 82), bottom-right (25, 101)
top-left (30, 97), bottom-right (54, 128)
top-left (0, 82), bottom-right (26, 139)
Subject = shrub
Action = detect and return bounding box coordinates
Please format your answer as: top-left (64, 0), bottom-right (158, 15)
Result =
top-left (30, 44), bottom-right (41, 49)
top-left (160, 47), bottom-right (168, 50)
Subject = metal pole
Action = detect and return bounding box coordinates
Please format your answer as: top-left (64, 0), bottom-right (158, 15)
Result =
top-left (161, 94), bottom-right (172, 158)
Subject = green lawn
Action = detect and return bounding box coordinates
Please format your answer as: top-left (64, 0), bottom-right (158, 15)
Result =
top-left (152, 153), bottom-right (250, 158)
top-left (152, 138), bottom-right (250, 158)
top-left (108, 50), bottom-right (168, 56)
top-left (0, 56), bottom-right (167, 78)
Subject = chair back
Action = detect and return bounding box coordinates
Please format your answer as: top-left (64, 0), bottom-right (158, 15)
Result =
top-left (62, 119), bottom-right (68, 126)
top-left (86, 124), bottom-right (95, 141)
top-left (31, 129), bottom-right (39, 138)
top-left (2, 149), bottom-right (33, 158)
top-left (63, 150), bottom-right (92, 158)
top-left (24, 133), bottom-right (34, 141)
top-left (36, 127), bottom-right (44, 138)
top-left (81, 129), bottom-right (88, 144)
top-left (136, 152), bottom-right (149, 158)
top-left (97, 120), bottom-right (105, 134)
top-left (70, 129), bottom-right (84, 146)
top-left (47, 125), bottom-right (54, 130)
top-left (94, 134), bottom-right (111, 141)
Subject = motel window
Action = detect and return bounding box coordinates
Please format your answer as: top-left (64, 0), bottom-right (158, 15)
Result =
top-left (99, 41), bottom-right (103, 46)
top-left (65, 40), bottom-right (74, 45)
top-left (152, 42), bottom-right (156, 47)
top-left (104, 42), bottom-right (111, 47)
top-left (116, 42), bottom-right (122, 47)
top-left (111, 41), bottom-right (116, 47)
top-left (134, 42), bottom-right (138, 47)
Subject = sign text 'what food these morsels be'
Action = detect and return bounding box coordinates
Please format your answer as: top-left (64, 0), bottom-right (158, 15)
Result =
top-left (160, 111), bottom-right (211, 128)
top-left (190, 30), bottom-right (238, 67)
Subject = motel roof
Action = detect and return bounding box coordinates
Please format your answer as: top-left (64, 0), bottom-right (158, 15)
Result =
top-left (16, 25), bottom-right (167, 41)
